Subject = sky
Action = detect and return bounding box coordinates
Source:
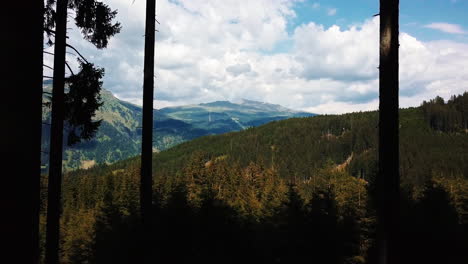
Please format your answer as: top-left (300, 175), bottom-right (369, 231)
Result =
top-left (44, 0), bottom-right (468, 114)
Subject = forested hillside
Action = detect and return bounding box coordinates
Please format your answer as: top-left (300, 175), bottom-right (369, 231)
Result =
top-left (39, 93), bottom-right (468, 264)
top-left (41, 82), bottom-right (313, 170)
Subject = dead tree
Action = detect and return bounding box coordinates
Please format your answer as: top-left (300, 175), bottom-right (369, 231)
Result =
top-left (140, 0), bottom-right (156, 261)
top-left (378, 0), bottom-right (400, 263)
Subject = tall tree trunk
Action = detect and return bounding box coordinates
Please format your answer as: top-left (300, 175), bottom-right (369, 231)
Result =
top-left (45, 0), bottom-right (68, 263)
top-left (141, 0), bottom-right (156, 261)
top-left (378, 0), bottom-right (399, 263)
top-left (3, 1), bottom-right (43, 263)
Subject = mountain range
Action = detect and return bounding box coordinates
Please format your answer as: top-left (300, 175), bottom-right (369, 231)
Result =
top-left (41, 83), bottom-right (314, 170)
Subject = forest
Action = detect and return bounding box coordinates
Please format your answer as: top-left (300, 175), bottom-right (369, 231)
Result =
top-left (37, 93), bottom-right (468, 263)
top-left (5, 0), bottom-right (467, 263)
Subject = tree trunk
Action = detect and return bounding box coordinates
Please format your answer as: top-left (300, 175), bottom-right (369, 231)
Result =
top-left (141, 0), bottom-right (156, 261)
top-left (45, 0), bottom-right (68, 263)
top-left (378, 0), bottom-right (399, 263)
top-left (2, 1), bottom-right (43, 263)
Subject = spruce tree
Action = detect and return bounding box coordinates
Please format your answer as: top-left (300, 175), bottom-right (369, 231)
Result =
top-left (44, 1), bottom-right (121, 263)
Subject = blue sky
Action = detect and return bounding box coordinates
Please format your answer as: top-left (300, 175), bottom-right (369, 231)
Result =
top-left (290, 0), bottom-right (468, 40)
top-left (267, 0), bottom-right (468, 53)
top-left (45, 0), bottom-right (468, 114)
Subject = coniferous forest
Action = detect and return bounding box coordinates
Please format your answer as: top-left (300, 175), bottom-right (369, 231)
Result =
top-left (4, 0), bottom-right (468, 264)
top-left (37, 93), bottom-right (468, 263)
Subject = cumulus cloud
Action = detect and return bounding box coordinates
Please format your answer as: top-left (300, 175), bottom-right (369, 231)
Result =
top-left (63, 0), bottom-right (468, 115)
top-left (424, 22), bottom-right (467, 34)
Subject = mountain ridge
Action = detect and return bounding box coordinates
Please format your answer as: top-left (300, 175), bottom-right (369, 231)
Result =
top-left (41, 84), bottom-right (315, 170)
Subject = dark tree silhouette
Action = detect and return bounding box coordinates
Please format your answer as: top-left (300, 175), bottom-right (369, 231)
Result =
top-left (44, 1), bottom-right (121, 263)
top-left (45, 1), bottom-right (69, 263)
top-left (3, 1), bottom-right (43, 263)
top-left (64, 59), bottom-right (104, 145)
top-left (398, 182), bottom-right (468, 264)
top-left (140, 0), bottom-right (156, 262)
top-left (378, 0), bottom-right (399, 263)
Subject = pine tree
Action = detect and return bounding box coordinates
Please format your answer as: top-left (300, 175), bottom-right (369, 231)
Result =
top-left (44, 1), bottom-right (121, 263)
top-left (45, 2), bottom-right (69, 263)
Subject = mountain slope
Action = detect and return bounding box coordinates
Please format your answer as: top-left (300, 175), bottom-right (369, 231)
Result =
top-left (41, 84), bottom-right (314, 170)
top-left (52, 93), bottom-right (468, 264)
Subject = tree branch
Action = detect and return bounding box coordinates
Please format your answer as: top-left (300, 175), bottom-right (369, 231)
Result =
top-left (66, 44), bottom-right (89, 64)
top-left (43, 28), bottom-right (55, 35)
top-left (43, 64), bottom-right (53, 71)
top-left (65, 61), bottom-right (75, 75)
top-left (43, 76), bottom-right (53, 79)
top-left (44, 51), bottom-right (54, 56)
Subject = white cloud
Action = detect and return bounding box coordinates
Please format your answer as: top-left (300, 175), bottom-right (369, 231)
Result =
top-left (424, 22), bottom-right (467, 34)
top-left (63, 0), bottom-right (468, 115)
top-left (312, 3), bottom-right (320, 9)
top-left (327, 8), bottom-right (337, 16)
top-left (226, 63), bottom-right (252, 76)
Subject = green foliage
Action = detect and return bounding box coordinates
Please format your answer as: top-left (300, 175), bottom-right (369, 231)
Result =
top-left (44, 0), bottom-right (121, 49)
top-left (38, 93), bottom-right (468, 263)
top-left (71, 0), bottom-right (121, 49)
top-left (421, 92), bottom-right (468, 132)
top-left (64, 59), bottom-right (104, 146)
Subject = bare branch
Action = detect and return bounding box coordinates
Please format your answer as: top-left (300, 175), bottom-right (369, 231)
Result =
top-left (66, 44), bottom-right (89, 64)
top-left (43, 28), bottom-right (55, 35)
top-left (44, 51), bottom-right (54, 56)
top-left (43, 76), bottom-right (53, 79)
top-left (373, 13), bottom-right (380, 17)
top-left (65, 61), bottom-right (75, 75)
top-left (43, 91), bottom-right (53, 95)
top-left (43, 64), bottom-right (53, 71)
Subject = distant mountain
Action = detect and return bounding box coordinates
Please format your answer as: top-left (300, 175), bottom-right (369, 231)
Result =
top-left (159, 99), bottom-right (313, 133)
top-left (41, 84), bottom-right (314, 170)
